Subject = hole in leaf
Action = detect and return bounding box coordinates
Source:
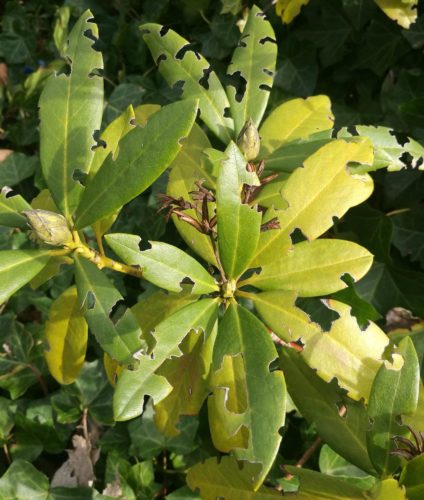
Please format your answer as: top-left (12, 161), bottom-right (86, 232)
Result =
top-left (138, 238), bottom-right (152, 251)
top-left (171, 79), bottom-right (185, 99)
top-left (296, 298), bottom-right (339, 332)
top-left (290, 228), bottom-right (307, 244)
top-left (389, 129), bottom-right (408, 146)
top-left (56, 61), bottom-right (72, 77)
top-left (160, 26), bottom-right (170, 36)
top-left (83, 28), bottom-right (101, 51)
top-left (255, 11), bottom-right (266, 18)
top-left (180, 276), bottom-right (195, 292)
top-left (73, 169), bottom-right (87, 186)
top-left (88, 67), bottom-right (103, 78)
top-left (86, 291), bottom-right (96, 310)
top-left (259, 83), bottom-right (272, 92)
top-left (346, 125), bottom-right (358, 136)
top-left (263, 68), bottom-right (274, 77)
top-left (110, 299), bottom-right (125, 322)
top-left (226, 71), bottom-right (247, 102)
top-left (223, 106), bottom-right (231, 118)
top-left (199, 66), bottom-right (212, 90)
top-left (156, 53), bottom-right (167, 65)
top-left (259, 36), bottom-right (277, 45)
top-left (175, 43), bottom-right (200, 61)
top-left (237, 34), bottom-right (249, 48)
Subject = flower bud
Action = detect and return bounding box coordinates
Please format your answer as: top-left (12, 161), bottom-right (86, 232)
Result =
top-left (236, 118), bottom-right (260, 161)
top-left (23, 209), bottom-right (74, 247)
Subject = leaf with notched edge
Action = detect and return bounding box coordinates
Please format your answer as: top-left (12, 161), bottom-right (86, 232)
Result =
top-left (113, 299), bottom-right (218, 421)
top-left (73, 255), bottom-right (143, 365)
top-left (75, 99), bottom-right (198, 229)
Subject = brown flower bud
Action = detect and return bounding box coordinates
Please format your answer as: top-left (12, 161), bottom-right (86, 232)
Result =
top-left (23, 209), bottom-right (74, 247)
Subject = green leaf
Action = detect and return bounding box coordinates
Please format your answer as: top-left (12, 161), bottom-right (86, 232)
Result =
top-left (392, 206), bottom-right (424, 268)
top-left (88, 105), bottom-right (135, 179)
top-left (338, 125), bottom-right (424, 172)
top-left (370, 478), bottom-right (407, 499)
top-left (252, 290), bottom-right (321, 342)
top-left (73, 255), bottom-right (143, 364)
top-left (259, 95), bottom-right (334, 158)
top-left (131, 290), bottom-right (197, 351)
top-left (252, 139), bottom-right (374, 267)
top-left (167, 123), bottom-right (217, 265)
top-left (75, 100), bottom-right (198, 229)
top-left (285, 466), bottom-right (366, 499)
top-left (400, 453), bottom-right (424, 500)
top-left (245, 239), bottom-right (373, 296)
top-left (0, 250), bottom-right (51, 304)
top-left (367, 336), bottom-right (420, 475)
top-left (208, 302), bottom-right (286, 487)
top-left (226, 5), bottom-right (276, 135)
top-left (374, 0), bottom-right (418, 29)
top-left (39, 10), bottom-right (103, 220)
top-left (44, 285), bottom-right (88, 385)
top-left (264, 130), bottom-right (332, 173)
top-left (105, 233), bottom-right (218, 295)
top-left (280, 347), bottom-right (376, 474)
top-left (253, 174), bottom-right (289, 209)
top-left (154, 321), bottom-right (217, 436)
top-left (319, 445), bottom-right (376, 490)
top-left (128, 400), bottom-right (198, 459)
top-left (0, 187), bottom-right (32, 228)
top-left (113, 298), bottom-right (218, 421)
top-left (0, 459), bottom-right (49, 499)
top-left (187, 456), bottom-right (281, 499)
top-left (141, 23), bottom-right (234, 143)
top-left (0, 152), bottom-right (38, 187)
top-left (216, 142), bottom-right (261, 279)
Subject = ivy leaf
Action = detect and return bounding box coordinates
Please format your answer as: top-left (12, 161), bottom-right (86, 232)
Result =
top-left (226, 5), bottom-right (276, 135)
top-left (73, 255), bottom-right (143, 365)
top-left (0, 187), bottom-right (32, 228)
top-left (187, 456), bottom-right (281, 499)
top-left (246, 239), bottom-right (373, 296)
top-left (105, 233), bottom-right (218, 295)
top-left (39, 10), bottom-right (103, 221)
top-left (0, 459), bottom-right (49, 499)
top-left (259, 95), bottom-right (334, 158)
top-left (392, 206), bottom-right (424, 269)
top-left (141, 23), bottom-right (234, 143)
top-left (208, 302), bottom-right (286, 488)
top-left (252, 139), bottom-right (374, 267)
top-left (217, 142), bottom-right (261, 279)
top-left (75, 99), bottom-right (198, 229)
top-left (280, 347), bottom-right (376, 474)
top-left (374, 0), bottom-right (418, 29)
top-left (367, 336), bottom-right (420, 475)
top-left (355, 262), bottom-right (424, 317)
top-left (167, 123), bottom-right (217, 265)
top-left (113, 299), bottom-right (218, 421)
top-left (0, 152), bottom-right (38, 187)
top-left (0, 250), bottom-right (51, 304)
top-left (44, 286), bottom-right (88, 385)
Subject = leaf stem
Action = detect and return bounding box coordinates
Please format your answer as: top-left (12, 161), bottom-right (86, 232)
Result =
top-left (235, 289), bottom-right (255, 300)
top-left (72, 242), bottom-right (144, 279)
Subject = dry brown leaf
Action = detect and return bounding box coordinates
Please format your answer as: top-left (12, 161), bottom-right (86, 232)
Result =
top-left (0, 149), bottom-right (13, 163)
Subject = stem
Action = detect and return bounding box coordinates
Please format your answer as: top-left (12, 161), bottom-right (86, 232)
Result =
top-left (209, 232), bottom-right (226, 283)
top-left (236, 278), bottom-right (251, 289)
top-left (3, 443), bottom-right (11, 464)
top-left (26, 363), bottom-right (48, 396)
top-left (81, 407), bottom-right (89, 441)
top-left (283, 437), bottom-right (322, 480)
top-left (73, 243), bottom-right (144, 279)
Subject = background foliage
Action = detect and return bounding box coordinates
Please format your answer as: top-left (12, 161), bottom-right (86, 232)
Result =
top-left (0, 0), bottom-right (423, 498)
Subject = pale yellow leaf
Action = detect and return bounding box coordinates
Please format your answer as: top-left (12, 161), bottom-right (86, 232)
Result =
top-left (276, 0), bottom-right (311, 24)
top-left (374, 0), bottom-right (418, 29)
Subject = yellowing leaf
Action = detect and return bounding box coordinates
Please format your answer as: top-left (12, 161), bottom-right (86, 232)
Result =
top-left (252, 139), bottom-right (374, 266)
top-left (187, 456), bottom-right (281, 499)
top-left (103, 352), bottom-right (122, 387)
top-left (259, 95), bottom-right (334, 157)
top-left (154, 325), bottom-right (217, 436)
top-left (276, 0), bottom-right (310, 24)
top-left (44, 286), bottom-right (88, 385)
top-left (247, 239), bottom-right (373, 296)
top-left (374, 0), bottom-right (418, 29)
top-left (302, 300), bottom-right (400, 401)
